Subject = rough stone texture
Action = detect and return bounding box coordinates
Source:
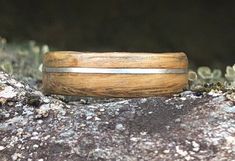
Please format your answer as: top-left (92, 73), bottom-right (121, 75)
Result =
top-left (0, 71), bottom-right (235, 161)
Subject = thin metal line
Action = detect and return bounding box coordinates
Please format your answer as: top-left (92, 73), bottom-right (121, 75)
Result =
top-left (43, 67), bottom-right (187, 74)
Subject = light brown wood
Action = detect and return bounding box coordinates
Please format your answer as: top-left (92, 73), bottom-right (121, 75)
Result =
top-left (42, 51), bottom-right (188, 97)
top-left (44, 51), bottom-right (188, 69)
top-left (43, 73), bottom-right (187, 97)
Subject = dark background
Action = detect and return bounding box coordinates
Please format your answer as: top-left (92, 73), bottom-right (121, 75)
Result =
top-left (0, 0), bottom-right (235, 67)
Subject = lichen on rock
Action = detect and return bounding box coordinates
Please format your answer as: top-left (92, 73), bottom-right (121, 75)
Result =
top-left (0, 71), bottom-right (235, 160)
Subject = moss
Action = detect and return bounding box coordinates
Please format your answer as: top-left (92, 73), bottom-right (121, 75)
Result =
top-left (0, 37), bottom-right (49, 80)
top-left (189, 65), bottom-right (235, 92)
top-left (224, 65), bottom-right (235, 89)
top-left (0, 60), bottom-right (13, 74)
top-left (197, 66), bottom-right (222, 82)
top-left (25, 92), bottom-right (42, 107)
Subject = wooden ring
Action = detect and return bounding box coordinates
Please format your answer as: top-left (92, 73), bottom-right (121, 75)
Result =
top-left (42, 51), bottom-right (188, 97)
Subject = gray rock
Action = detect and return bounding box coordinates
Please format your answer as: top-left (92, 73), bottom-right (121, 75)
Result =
top-left (0, 72), bottom-right (235, 160)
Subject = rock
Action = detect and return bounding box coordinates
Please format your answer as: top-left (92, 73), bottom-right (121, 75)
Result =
top-left (140, 132), bottom-right (147, 135)
top-left (175, 118), bottom-right (181, 123)
top-left (115, 123), bottom-right (125, 131)
top-left (163, 149), bottom-right (170, 154)
top-left (225, 136), bottom-right (235, 145)
top-left (180, 97), bottom-right (187, 101)
top-left (35, 104), bottom-right (50, 118)
top-left (192, 141), bottom-right (200, 152)
top-left (185, 155), bottom-right (194, 161)
top-left (0, 146), bottom-right (5, 151)
top-left (223, 106), bottom-right (235, 113)
top-left (0, 71), bottom-right (235, 160)
top-left (33, 144), bottom-right (39, 149)
top-left (11, 153), bottom-right (22, 160)
top-left (176, 146), bottom-right (188, 157)
top-left (37, 120), bottom-right (43, 124)
top-left (0, 86), bottom-right (17, 99)
top-left (99, 108), bottom-right (105, 112)
top-left (86, 115), bottom-right (93, 120)
top-left (32, 131), bottom-right (38, 136)
top-left (154, 150), bottom-right (158, 154)
top-left (94, 116), bottom-right (101, 121)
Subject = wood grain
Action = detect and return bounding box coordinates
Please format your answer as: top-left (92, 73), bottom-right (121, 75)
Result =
top-left (43, 73), bottom-right (188, 97)
top-left (43, 51), bottom-right (188, 69)
top-left (43, 51), bottom-right (188, 97)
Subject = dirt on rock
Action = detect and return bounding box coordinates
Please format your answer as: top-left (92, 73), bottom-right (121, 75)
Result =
top-left (0, 71), bottom-right (235, 161)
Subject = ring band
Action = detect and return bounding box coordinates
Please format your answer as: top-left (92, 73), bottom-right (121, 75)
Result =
top-left (42, 51), bottom-right (188, 97)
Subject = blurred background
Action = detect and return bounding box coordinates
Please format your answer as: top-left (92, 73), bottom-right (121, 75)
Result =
top-left (0, 0), bottom-right (235, 68)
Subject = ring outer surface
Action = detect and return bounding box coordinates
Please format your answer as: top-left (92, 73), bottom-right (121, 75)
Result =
top-left (42, 51), bottom-right (188, 97)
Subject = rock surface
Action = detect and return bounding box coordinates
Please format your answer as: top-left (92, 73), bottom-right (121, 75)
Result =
top-left (0, 71), bottom-right (235, 160)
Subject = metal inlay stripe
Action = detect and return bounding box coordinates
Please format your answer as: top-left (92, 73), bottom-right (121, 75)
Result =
top-left (43, 67), bottom-right (187, 74)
